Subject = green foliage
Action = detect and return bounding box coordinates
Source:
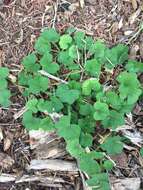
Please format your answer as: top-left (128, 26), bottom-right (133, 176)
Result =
top-left (79, 157), bottom-right (101, 175)
top-left (105, 44), bottom-right (129, 69)
top-left (59, 34), bottom-right (72, 49)
top-left (74, 31), bottom-right (85, 49)
top-left (117, 72), bottom-right (141, 104)
top-left (79, 132), bottom-right (93, 147)
top-left (28, 75), bottom-right (49, 94)
top-left (101, 136), bottom-right (123, 155)
top-left (103, 160), bottom-right (114, 170)
top-left (86, 173), bottom-right (110, 190)
top-left (0, 67), bottom-right (11, 107)
top-left (56, 84), bottom-right (79, 104)
top-left (22, 53), bottom-right (40, 72)
top-left (41, 28), bottom-right (60, 42)
top-left (82, 79), bottom-right (101, 96)
top-left (85, 59), bottom-right (101, 77)
top-left (4, 28), bottom-right (143, 190)
top-left (34, 36), bottom-right (51, 55)
top-left (94, 102), bottom-right (109, 121)
top-left (125, 60), bottom-right (143, 73)
top-left (101, 110), bottom-right (125, 129)
top-left (40, 52), bottom-right (59, 74)
top-left (140, 148), bottom-right (143, 157)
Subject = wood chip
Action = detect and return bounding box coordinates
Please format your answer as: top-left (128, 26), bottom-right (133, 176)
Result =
top-left (29, 130), bottom-right (58, 149)
top-left (124, 30), bottom-right (134, 36)
top-left (80, 0), bottom-right (85, 8)
top-left (0, 174), bottom-right (16, 183)
top-left (16, 175), bottom-right (65, 183)
top-left (27, 159), bottom-right (78, 172)
top-left (0, 127), bottom-right (3, 142)
top-left (111, 177), bottom-right (141, 190)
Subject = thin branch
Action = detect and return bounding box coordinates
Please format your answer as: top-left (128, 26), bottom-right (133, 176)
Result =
top-left (13, 106), bottom-right (27, 120)
top-left (38, 70), bottom-right (68, 84)
top-left (52, 0), bottom-right (59, 29)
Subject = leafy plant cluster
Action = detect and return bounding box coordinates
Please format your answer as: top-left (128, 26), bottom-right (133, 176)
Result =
top-left (1, 28), bottom-right (143, 189)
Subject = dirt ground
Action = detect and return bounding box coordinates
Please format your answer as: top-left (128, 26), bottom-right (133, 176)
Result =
top-left (0, 0), bottom-right (143, 190)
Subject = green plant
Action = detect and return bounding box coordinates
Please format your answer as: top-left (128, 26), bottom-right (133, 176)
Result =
top-left (2, 28), bottom-right (143, 189)
top-left (0, 67), bottom-right (11, 107)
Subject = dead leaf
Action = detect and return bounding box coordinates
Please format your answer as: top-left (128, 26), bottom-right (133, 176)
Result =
top-left (0, 153), bottom-right (14, 169)
top-left (111, 152), bottom-right (128, 168)
top-left (4, 131), bottom-right (14, 151)
top-left (131, 0), bottom-right (138, 10)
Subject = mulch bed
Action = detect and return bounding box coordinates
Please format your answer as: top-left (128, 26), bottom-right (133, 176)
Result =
top-left (0, 0), bottom-right (143, 189)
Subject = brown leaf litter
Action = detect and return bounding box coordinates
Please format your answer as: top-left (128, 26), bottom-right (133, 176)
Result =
top-left (0, 0), bottom-right (143, 189)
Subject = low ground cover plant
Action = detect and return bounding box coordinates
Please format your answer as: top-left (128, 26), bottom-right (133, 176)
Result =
top-left (1, 28), bottom-right (143, 189)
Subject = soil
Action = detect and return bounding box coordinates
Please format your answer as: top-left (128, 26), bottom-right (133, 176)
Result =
top-left (0, 0), bottom-right (143, 189)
